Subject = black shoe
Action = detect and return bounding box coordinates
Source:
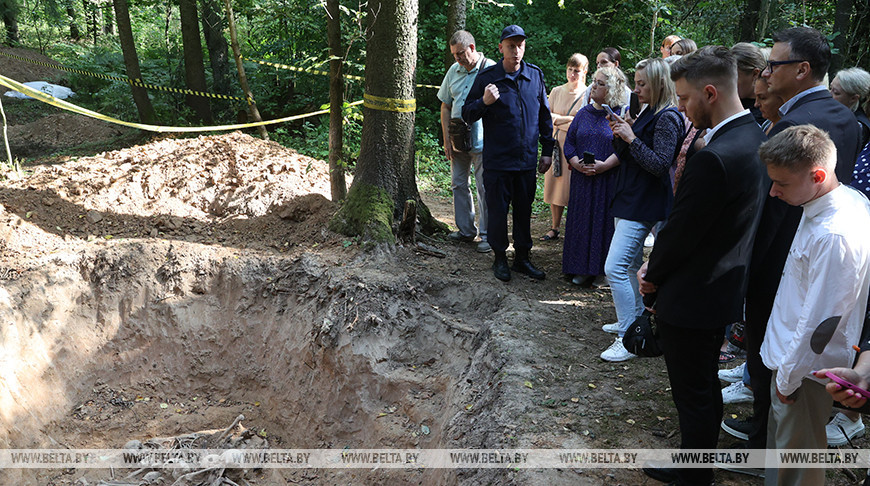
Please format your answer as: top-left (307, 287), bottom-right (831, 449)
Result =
top-left (643, 466), bottom-right (679, 483)
top-left (493, 256), bottom-right (511, 282)
top-left (721, 418), bottom-right (753, 441)
top-left (571, 274), bottom-right (594, 286)
top-left (511, 258), bottom-right (545, 280)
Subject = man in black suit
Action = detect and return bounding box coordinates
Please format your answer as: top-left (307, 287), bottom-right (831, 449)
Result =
top-left (638, 46), bottom-right (767, 486)
top-left (726, 26), bottom-right (864, 455)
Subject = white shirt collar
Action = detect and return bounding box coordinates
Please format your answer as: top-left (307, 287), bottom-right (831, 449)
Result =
top-left (779, 85), bottom-right (828, 117)
top-left (703, 109), bottom-right (751, 145)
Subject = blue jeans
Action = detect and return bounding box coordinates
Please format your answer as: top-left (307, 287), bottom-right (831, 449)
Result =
top-left (605, 218), bottom-right (657, 337)
top-left (451, 151), bottom-right (487, 240)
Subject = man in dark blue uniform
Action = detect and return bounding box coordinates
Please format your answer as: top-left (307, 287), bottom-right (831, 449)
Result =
top-left (462, 24), bottom-right (554, 282)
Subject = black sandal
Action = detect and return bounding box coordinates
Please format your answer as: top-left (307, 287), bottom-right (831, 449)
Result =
top-left (540, 228), bottom-right (560, 241)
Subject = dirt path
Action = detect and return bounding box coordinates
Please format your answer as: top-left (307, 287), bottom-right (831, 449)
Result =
top-left (0, 132), bottom-right (861, 485)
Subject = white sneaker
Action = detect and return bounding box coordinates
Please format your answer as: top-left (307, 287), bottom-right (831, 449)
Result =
top-left (826, 412), bottom-right (865, 446)
top-left (718, 362), bottom-right (746, 383)
top-left (600, 337), bottom-right (636, 362)
top-left (602, 322), bottom-right (620, 334)
top-left (721, 381), bottom-right (753, 404)
top-left (644, 233), bottom-right (655, 248)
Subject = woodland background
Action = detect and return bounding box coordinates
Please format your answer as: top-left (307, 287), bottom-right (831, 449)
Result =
top-left (1, 0), bottom-right (869, 197)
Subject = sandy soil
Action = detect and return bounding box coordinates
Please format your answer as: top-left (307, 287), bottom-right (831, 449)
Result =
top-left (0, 48), bottom-right (863, 486)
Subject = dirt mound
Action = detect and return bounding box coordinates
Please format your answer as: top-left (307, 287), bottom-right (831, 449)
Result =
top-left (0, 132), bottom-right (339, 272)
top-left (0, 47), bottom-right (66, 88)
top-left (19, 131), bottom-right (330, 219)
top-left (7, 112), bottom-right (129, 157)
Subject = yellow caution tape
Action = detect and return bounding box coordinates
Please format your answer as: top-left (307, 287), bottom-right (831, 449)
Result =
top-left (0, 50), bottom-right (248, 102)
top-left (363, 93), bottom-right (416, 113)
top-left (242, 56), bottom-right (439, 89)
top-left (0, 72), bottom-right (361, 133)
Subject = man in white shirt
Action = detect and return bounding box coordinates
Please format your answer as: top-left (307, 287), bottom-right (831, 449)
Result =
top-left (760, 124), bottom-right (870, 486)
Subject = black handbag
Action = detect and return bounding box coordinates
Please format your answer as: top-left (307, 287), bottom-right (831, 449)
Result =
top-left (622, 310), bottom-right (663, 357)
top-left (448, 118), bottom-right (472, 153)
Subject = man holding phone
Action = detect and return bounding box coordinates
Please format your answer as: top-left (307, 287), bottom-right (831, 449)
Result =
top-left (757, 125), bottom-right (870, 485)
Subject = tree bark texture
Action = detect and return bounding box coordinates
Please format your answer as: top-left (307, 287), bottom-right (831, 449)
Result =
top-left (830, 0), bottom-right (854, 76)
top-left (332, 0), bottom-right (446, 241)
top-left (66, 4), bottom-right (80, 40)
top-left (113, 0), bottom-right (157, 124)
top-left (326, 0), bottom-right (347, 201)
top-left (222, 0), bottom-right (268, 140)
top-left (102, 4), bottom-right (114, 35)
top-left (739, 0), bottom-right (762, 41)
top-left (0, 0), bottom-right (18, 45)
top-left (444, 0), bottom-right (465, 69)
top-left (179, 0), bottom-right (214, 123)
top-left (199, 0), bottom-right (230, 96)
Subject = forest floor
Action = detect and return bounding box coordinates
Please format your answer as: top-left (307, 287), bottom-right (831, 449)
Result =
top-left (0, 47), bottom-right (864, 486)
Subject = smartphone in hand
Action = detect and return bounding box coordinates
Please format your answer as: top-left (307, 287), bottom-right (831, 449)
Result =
top-left (582, 151), bottom-right (595, 166)
top-left (602, 104), bottom-right (617, 118)
top-left (826, 371), bottom-right (870, 398)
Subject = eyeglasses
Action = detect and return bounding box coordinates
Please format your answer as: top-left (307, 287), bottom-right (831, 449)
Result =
top-left (764, 59), bottom-right (808, 72)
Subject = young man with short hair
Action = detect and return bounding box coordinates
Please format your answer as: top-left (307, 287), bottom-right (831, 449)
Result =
top-left (638, 45), bottom-right (767, 486)
top-left (759, 124), bottom-right (870, 485)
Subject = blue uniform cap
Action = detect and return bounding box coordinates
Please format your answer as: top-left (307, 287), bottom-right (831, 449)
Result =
top-left (500, 25), bottom-right (526, 41)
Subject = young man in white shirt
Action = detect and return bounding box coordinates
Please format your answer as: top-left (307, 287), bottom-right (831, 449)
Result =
top-left (760, 124), bottom-right (870, 486)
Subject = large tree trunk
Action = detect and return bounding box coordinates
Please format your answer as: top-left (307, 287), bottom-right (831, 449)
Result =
top-left (199, 0), bottom-right (230, 96)
top-left (738, 0), bottom-right (762, 41)
top-left (444, 0), bottom-right (465, 69)
top-left (66, 3), bottom-right (81, 40)
top-left (1, 0), bottom-right (19, 45)
top-left (830, 0), bottom-right (853, 76)
top-left (326, 0), bottom-right (346, 201)
top-left (331, 0), bottom-right (445, 242)
top-left (179, 0), bottom-right (213, 123)
top-left (113, 0), bottom-right (157, 124)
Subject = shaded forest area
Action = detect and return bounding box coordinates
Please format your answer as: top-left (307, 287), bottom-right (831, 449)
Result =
top-left (1, 0), bottom-right (869, 137)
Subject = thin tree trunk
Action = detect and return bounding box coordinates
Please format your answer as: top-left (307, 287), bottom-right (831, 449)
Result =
top-left (222, 0), bottom-right (268, 140)
top-left (649, 5), bottom-right (659, 57)
top-left (102, 2), bottom-right (113, 35)
top-left (67, 4), bottom-right (80, 40)
top-left (113, 0), bottom-right (157, 124)
top-left (326, 0), bottom-right (346, 201)
top-left (0, 0), bottom-right (18, 46)
top-left (199, 0), bottom-right (230, 96)
top-left (445, 0), bottom-right (465, 69)
top-left (739, 0), bottom-right (762, 41)
top-left (758, 0), bottom-right (772, 40)
top-left (830, 0), bottom-right (853, 76)
top-left (179, 0), bottom-right (214, 123)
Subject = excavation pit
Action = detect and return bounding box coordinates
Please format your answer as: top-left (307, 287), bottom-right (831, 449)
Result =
top-left (1, 241), bottom-right (501, 485)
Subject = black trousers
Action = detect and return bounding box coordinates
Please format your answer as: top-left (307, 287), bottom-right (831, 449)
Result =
top-left (658, 319), bottom-right (725, 486)
top-left (744, 297), bottom-right (774, 448)
top-left (483, 168), bottom-right (536, 255)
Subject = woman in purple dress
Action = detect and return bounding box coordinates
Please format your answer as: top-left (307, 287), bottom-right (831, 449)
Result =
top-left (562, 66), bottom-right (629, 286)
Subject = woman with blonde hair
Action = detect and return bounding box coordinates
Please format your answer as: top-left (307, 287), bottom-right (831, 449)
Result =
top-left (562, 66), bottom-right (628, 286)
top-left (586, 57), bottom-right (684, 362)
top-left (540, 53), bottom-right (588, 241)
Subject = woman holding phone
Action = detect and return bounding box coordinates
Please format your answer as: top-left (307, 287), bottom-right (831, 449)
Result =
top-left (562, 66), bottom-right (628, 287)
top-left (587, 58), bottom-right (683, 362)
